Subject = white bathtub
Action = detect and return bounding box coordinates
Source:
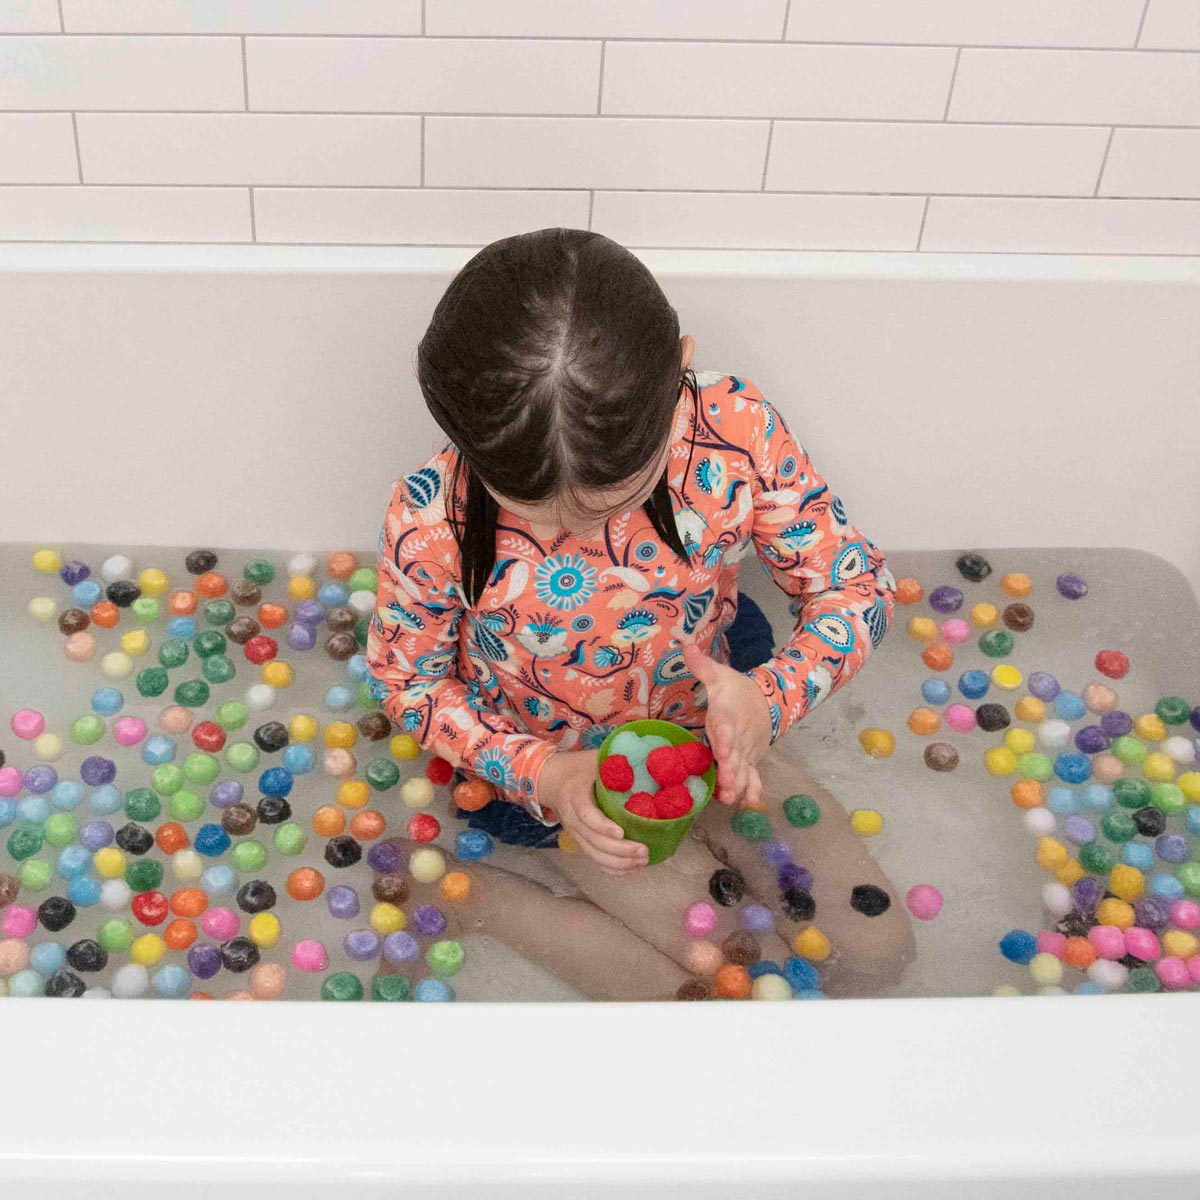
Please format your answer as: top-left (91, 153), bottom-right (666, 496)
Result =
top-left (1, 244), bottom-right (1199, 1197)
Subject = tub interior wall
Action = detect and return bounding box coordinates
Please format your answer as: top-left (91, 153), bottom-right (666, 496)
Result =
top-left (0, 247), bottom-right (1197, 600)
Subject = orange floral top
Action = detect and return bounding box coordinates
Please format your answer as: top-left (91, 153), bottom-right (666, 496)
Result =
top-left (366, 371), bottom-right (895, 824)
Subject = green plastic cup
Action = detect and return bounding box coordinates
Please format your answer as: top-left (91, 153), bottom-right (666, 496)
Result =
top-left (594, 719), bottom-right (715, 866)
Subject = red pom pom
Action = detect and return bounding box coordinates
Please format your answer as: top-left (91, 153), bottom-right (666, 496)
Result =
top-left (407, 812), bottom-right (441, 843)
top-left (131, 891), bottom-right (169, 926)
top-left (625, 793), bottom-right (659, 819)
top-left (599, 754), bottom-right (635, 792)
top-left (243, 635), bottom-right (278, 664)
top-left (653, 783), bottom-right (694, 819)
top-left (425, 756), bottom-right (454, 786)
top-left (1094, 650), bottom-right (1129, 680)
top-left (677, 740), bottom-right (713, 777)
top-left (646, 745), bottom-right (688, 787)
top-left (191, 720), bottom-right (226, 752)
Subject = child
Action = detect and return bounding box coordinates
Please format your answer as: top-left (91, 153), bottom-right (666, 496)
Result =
top-left (367, 228), bottom-right (913, 1000)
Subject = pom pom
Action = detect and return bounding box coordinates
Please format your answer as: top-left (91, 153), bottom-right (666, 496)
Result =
top-left (598, 754), bottom-right (635, 792)
top-left (677, 740), bottom-right (714, 777)
top-left (425, 756), bottom-right (453, 786)
top-left (646, 745), bottom-right (688, 786)
top-left (407, 813), bottom-right (441, 843)
top-left (625, 793), bottom-right (658, 819)
top-left (652, 783), bottom-right (693, 819)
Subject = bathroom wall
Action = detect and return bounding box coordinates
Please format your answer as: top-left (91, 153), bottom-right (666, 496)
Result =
top-left (0, 1), bottom-right (1198, 254)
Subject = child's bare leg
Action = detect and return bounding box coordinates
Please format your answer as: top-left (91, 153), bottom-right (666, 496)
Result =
top-left (551, 829), bottom-right (795, 973)
top-left (696, 742), bottom-right (916, 997)
top-left (377, 838), bottom-right (690, 1001)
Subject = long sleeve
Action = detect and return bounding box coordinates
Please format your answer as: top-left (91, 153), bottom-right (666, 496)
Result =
top-left (743, 397), bottom-right (896, 742)
top-left (365, 481), bottom-right (558, 823)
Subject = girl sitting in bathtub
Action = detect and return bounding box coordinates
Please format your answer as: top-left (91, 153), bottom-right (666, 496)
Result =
top-left (366, 228), bottom-right (913, 999)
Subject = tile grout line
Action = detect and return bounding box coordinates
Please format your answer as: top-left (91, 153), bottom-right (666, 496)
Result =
top-left (421, 0), bottom-right (426, 37)
top-left (1, 184), bottom-right (1199, 200)
top-left (2, 239), bottom-right (1197, 258)
top-left (596, 40), bottom-right (606, 114)
top-left (248, 187), bottom-right (257, 240)
top-left (1093, 127), bottom-right (1116, 196)
top-left (942, 47), bottom-right (962, 120)
top-left (419, 115), bottom-right (425, 185)
top-left (781, 0), bottom-right (792, 40)
top-left (241, 36), bottom-right (249, 110)
top-left (9, 112), bottom-right (1197, 130)
top-left (916, 196), bottom-right (931, 249)
top-left (1, 33), bottom-right (1197, 49)
top-left (56, 0), bottom-right (64, 32)
top-left (1135, 0), bottom-right (1152, 48)
top-left (587, 189), bottom-right (595, 229)
top-left (70, 112), bottom-right (82, 182)
top-left (760, 119), bottom-right (774, 189)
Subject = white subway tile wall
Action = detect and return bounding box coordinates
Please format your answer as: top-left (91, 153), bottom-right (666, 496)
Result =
top-left (0, 0), bottom-right (1195, 252)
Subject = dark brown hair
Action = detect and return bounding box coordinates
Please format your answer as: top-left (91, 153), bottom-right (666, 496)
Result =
top-left (416, 227), bottom-right (695, 605)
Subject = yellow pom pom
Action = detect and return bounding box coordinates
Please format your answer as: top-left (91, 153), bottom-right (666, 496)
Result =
top-left (1108, 864), bottom-right (1145, 903)
top-left (1162, 930), bottom-right (1198, 959)
top-left (370, 902), bottom-right (406, 934)
top-left (1133, 713), bottom-right (1167, 742)
top-left (93, 847), bottom-right (126, 879)
top-left (410, 847), bottom-right (446, 884)
top-left (400, 777), bottom-right (434, 810)
top-left (288, 714), bottom-right (318, 743)
top-left (969, 603), bottom-right (998, 628)
top-left (991, 664), bottom-right (1023, 690)
top-left (557, 829), bottom-right (580, 855)
top-left (1015, 695), bottom-right (1046, 723)
top-left (130, 934), bottom-right (165, 967)
top-left (1035, 837), bottom-right (1068, 871)
top-left (1096, 897), bottom-right (1135, 929)
top-left (27, 597), bottom-right (57, 621)
top-left (33, 733), bottom-right (64, 762)
top-left (858, 728), bottom-right (895, 758)
top-left (335, 780), bottom-right (370, 810)
top-left (793, 927), bottom-right (831, 962)
top-left (248, 912), bottom-right (281, 947)
top-left (101, 651), bottom-right (133, 679)
top-left (1056, 859), bottom-right (1085, 887)
top-left (32, 548), bottom-right (63, 574)
top-left (1178, 771), bottom-right (1200, 803)
top-left (985, 746), bottom-right (1017, 777)
top-left (1143, 752), bottom-right (1176, 783)
top-left (850, 809), bottom-right (883, 836)
top-left (1029, 952), bottom-right (1063, 986)
top-left (324, 721), bottom-right (357, 749)
top-left (138, 568), bottom-right (169, 596)
top-left (1004, 728), bottom-right (1036, 755)
top-left (288, 575), bottom-right (316, 601)
top-left (906, 616), bottom-right (937, 643)
top-left (120, 629), bottom-right (150, 657)
top-left (261, 660), bottom-right (294, 689)
top-left (390, 733), bottom-right (421, 760)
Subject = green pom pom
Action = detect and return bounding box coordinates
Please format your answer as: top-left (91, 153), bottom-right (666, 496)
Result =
top-left (730, 808), bottom-right (772, 842)
top-left (782, 794), bottom-right (820, 828)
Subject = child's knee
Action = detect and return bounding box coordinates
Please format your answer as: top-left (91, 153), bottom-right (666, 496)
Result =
top-left (820, 902), bottom-right (916, 997)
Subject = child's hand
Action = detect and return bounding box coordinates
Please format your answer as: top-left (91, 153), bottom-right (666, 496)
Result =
top-left (683, 643), bottom-right (772, 806)
top-left (538, 749), bottom-right (649, 876)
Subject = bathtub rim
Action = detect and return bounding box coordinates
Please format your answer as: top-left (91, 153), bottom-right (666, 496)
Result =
top-left (0, 990), bottom-right (1197, 1195)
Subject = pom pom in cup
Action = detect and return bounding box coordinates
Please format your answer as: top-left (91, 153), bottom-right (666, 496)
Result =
top-left (594, 720), bottom-right (715, 865)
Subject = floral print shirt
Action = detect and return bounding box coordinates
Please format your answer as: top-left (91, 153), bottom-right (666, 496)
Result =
top-left (367, 371), bottom-right (895, 823)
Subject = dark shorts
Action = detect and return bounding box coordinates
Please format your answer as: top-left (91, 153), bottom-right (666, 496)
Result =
top-left (454, 591), bottom-right (776, 849)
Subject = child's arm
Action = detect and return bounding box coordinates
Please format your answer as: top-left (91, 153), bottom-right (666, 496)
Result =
top-left (365, 482), bottom-right (557, 823)
top-left (745, 395), bottom-right (896, 743)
